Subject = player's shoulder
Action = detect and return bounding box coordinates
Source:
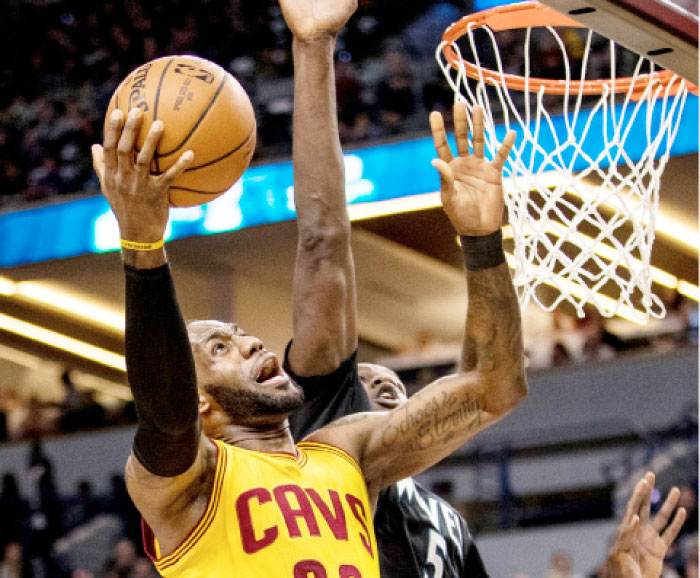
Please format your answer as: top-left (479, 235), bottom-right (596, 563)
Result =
top-left (304, 411), bottom-right (379, 445)
top-left (304, 411), bottom-right (381, 466)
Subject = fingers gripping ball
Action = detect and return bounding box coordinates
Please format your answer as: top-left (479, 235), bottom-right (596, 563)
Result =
top-left (106, 55), bottom-right (256, 207)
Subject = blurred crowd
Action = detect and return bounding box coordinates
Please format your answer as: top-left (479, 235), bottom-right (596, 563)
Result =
top-left (0, 441), bottom-right (151, 577)
top-left (0, 371), bottom-right (135, 444)
top-left (0, 0), bottom-right (465, 208)
top-left (0, 0), bottom-right (639, 209)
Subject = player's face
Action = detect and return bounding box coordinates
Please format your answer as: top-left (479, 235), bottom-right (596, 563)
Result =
top-left (358, 363), bottom-right (407, 412)
top-left (187, 320), bottom-right (303, 424)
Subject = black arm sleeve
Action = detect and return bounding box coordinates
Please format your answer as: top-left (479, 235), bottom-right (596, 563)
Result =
top-left (284, 341), bottom-right (372, 441)
top-left (125, 264), bottom-right (200, 477)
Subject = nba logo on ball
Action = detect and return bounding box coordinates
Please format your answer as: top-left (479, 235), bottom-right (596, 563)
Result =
top-left (173, 63), bottom-right (216, 84)
top-left (106, 55), bottom-right (256, 207)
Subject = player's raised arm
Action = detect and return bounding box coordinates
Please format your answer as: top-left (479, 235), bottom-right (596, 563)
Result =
top-left (310, 105), bottom-right (526, 498)
top-left (431, 102), bottom-right (524, 406)
top-left (280, 0), bottom-right (359, 377)
top-left (91, 109), bottom-right (213, 549)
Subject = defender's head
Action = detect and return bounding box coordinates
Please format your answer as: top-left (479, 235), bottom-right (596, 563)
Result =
top-left (358, 363), bottom-right (407, 412)
top-left (187, 320), bottom-right (303, 431)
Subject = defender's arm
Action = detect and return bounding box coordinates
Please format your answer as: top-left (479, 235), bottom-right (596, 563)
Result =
top-left (310, 104), bottom-right (526, 497)
top-left (282, 0), bottom-right (359, 378)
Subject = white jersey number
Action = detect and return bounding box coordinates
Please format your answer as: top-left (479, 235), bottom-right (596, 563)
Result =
top-left (424, 529), bottom-right (446, 578)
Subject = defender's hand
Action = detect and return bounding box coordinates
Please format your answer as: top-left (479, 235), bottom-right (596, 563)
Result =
top-left (279, 0), bottom-right (357, 40)
top-left (430, 102), bottom-right (516, 236)
top-left (91, 108), bottom-right (193, 243)
top-left (606, 472), bottom-right (687, 578)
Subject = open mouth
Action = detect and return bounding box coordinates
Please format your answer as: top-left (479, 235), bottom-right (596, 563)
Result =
top-left (255, 355), bottom-right (287, 386)
top-left (374, 383), bottom-right (402, 408)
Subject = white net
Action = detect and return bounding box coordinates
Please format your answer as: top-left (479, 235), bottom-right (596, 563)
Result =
top-left (436, 15), bottom-right (692, 321)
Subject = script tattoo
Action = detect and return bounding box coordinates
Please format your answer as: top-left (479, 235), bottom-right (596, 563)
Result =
top-left (380, 389), bottom-right (484, 453)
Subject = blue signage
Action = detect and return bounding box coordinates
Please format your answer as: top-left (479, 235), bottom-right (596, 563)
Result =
top-left (0, 95), bottom-right (697, 268)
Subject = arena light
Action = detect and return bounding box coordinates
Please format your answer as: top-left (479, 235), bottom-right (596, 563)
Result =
top-left (0, 313), bottom-right (125, 372)
top-left (0, 276), bottom-right (16, 296)
top-left (14, 282), bottom-right (124, 332)
top-left (678, 280), bottom-right (700, 301)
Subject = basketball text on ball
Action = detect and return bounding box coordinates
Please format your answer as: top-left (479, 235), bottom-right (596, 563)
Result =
top-left (107, 55), bottom-right (256, 206)
top-left (127, 63), bottom-right (152, 113)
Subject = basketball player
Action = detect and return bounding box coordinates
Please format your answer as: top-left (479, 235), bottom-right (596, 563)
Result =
top-left (277, 4), bottom-right (689, 577)
top-left (278, 1), bottom-right (512, 575)
top-left (90, 103), bottom-right (520, 577)
top-left (90, 2), bottom-right (526, 575)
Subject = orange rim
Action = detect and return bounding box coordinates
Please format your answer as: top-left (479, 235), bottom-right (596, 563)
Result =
top-left (441, 1), bottom-right (699, 97)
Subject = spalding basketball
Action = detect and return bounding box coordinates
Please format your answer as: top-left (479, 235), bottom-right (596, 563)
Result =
top-left (106, 55), bottom-right (256, 207)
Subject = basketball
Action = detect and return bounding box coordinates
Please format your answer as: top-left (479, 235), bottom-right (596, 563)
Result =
top-left (105, 55), bottom-right (256, 207)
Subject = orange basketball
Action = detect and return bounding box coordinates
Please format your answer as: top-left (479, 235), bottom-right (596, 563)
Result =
top-left (106, 55), bottom-right (256, 207)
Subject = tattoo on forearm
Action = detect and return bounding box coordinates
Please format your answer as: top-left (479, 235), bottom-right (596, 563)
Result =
top-left (380, 389), bottom-right (484, 453)
top-left (462, 263), bottom-right (523, 374)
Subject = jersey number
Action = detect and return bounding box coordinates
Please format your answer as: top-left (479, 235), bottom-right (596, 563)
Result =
top-left (294, 560), bottom-right (362, 578)
top-left (424, 530), bottom-right (446, 578)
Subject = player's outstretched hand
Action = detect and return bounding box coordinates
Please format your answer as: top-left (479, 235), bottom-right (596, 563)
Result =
top-left (91, 108), bottom-right (193, 244)
top-left (279, 0), bottom-right (357, 41)
top-left (604, 472), bottom-right (687, 578)
top-left (430, 102), bottom-right (516, 236)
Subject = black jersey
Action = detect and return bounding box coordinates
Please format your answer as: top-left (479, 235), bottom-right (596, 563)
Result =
top-left (286, 345), bottom-right (489, 578)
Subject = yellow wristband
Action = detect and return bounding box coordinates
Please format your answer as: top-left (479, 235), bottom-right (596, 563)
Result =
top-left (120, 238), bottom-right (165, 251)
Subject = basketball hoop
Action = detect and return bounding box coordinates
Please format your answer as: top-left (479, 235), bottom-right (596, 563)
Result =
top-left (437, 1), bottom-right (697, 321)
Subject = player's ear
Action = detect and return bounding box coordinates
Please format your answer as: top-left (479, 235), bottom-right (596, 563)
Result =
top-left (198, 393), bottom-right (211, 415)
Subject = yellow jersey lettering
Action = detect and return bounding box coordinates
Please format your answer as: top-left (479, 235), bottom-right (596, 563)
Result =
top-left (274, 484), bottom-right (322, 538)
top-left (294, 559), bottom-right (327, 577)
top-left (345, 494), bottom-right (373, 558)
top-left (305, 488), bottom-right (349, 540)
top-left (235, 487), bottom-right (279, 553)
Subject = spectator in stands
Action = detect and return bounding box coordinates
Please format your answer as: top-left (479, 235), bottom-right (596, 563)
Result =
top-left (26, 441), bottom-right (63, 573)
top-left (19, 397), bottom-right (60, 440)
top-left (0, 126), bottom-right (26, 200)
top-left (64, 480), bottom-right (99, 531)
top-left (376, 45), bottom-right (416, 134)
top-left (0, 475), bottom-right (30, 555)
top-left (1, 392), bottom-right (29, 441)
top-left (676, 485), bottom-right (698, 542)
top-left (102, 475), bottom-right (141, 551)
top-left (0, 542), bottom-right (33, 578)
top-left (683, 534), bottom-right (699, 578)
top-left (546, 550), bottom-right (583, 578)
top-left (101, 539), bottom-right (137, 578)
top-left (59, 370), bottom-right (106, 434)
top-left (336, 58), bottom-right (383, 144)
top-left (130, 558), bottom-right (157, 578)
top-left (25, 157), bottom-right (65, 201)
top-left (578, 310), bottom-right (634, 362)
